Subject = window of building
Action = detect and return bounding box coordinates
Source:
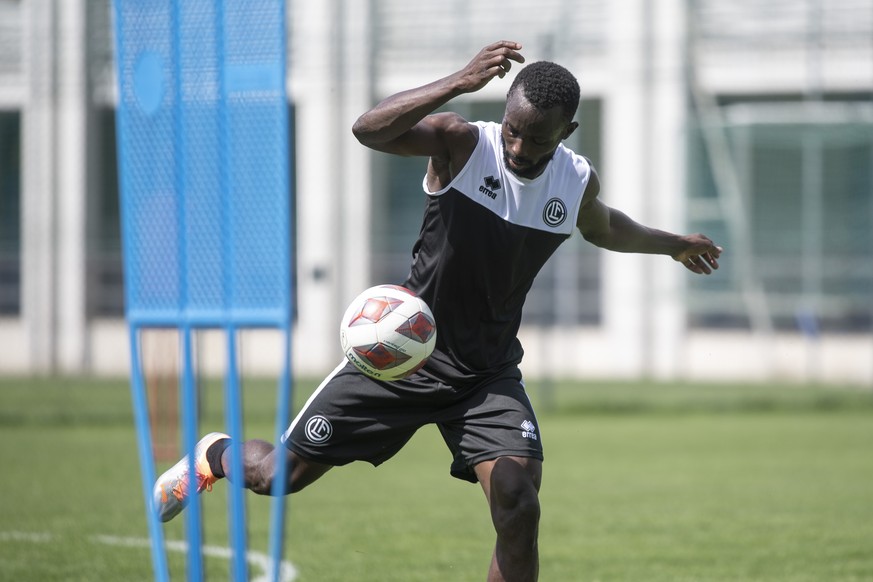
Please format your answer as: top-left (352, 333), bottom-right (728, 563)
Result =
top-left (0, 111), bottom-right (20, 316)
top-left (87, 107), bottom-right (124, 317)
top-left (687, 96), bottom-right (873, 333)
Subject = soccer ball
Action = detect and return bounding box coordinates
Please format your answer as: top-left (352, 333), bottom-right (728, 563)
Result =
top-left (339, 284), bottom-right (437, 381)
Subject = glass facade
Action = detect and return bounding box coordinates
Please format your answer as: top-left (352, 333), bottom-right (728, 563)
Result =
top-left (87, 108), bottom-right (124, 317)
top-left (0, 111), bottom-right (20, 315)
top-left (687, 96), bottom-right (873, 333)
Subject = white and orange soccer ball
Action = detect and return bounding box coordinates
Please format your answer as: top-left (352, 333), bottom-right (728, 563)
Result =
top-left (339, 284), bottom-right (437, 381)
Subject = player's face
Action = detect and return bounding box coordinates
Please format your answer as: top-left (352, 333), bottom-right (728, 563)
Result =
top-left (501, 91), bottom-right (576, 179)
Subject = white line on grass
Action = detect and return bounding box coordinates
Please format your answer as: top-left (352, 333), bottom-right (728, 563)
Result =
top-left (94, 535), bottom-right (298, 582)
top-left (0, 531), bottom-right (53, 543)
top-left (0, 531), bottom-right (298, 582)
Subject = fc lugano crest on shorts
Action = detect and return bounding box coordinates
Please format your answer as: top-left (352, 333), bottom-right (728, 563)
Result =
top-left (281, 360), bottom-right (543, 483)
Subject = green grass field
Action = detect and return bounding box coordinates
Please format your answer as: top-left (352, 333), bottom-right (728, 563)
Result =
top-left (1, 376), bottom-right (872, 581)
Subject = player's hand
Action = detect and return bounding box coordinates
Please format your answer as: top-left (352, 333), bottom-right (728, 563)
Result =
top-left (454, 41), bottom-right (525, 94)
top-left (672, 234), bottom-right (722, 275)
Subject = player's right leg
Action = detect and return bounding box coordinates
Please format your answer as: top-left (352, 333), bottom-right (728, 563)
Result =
top-left (154, 358), bottom-right (422, 523)
top-left (153, 434), bottom-right (332, 523)
top-left (216, 438), bottom-right (333, 495)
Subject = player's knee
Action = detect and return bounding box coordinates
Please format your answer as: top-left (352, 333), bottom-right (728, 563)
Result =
top-left (247, 463), bottom-right (276, 495)
top-left (288, 455), bottom-right (332, 493)
top-left (491, 476), bottom-right (541, 535)
top-left (246, 449), bottom-right (329, 495)
top-left (499, 487), bottom-right (540, 533)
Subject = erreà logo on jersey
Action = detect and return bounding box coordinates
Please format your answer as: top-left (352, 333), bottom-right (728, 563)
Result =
top-left (479, 176), bottom-right (501, 200)
top-left (543, 198), bottom-right (567, 227)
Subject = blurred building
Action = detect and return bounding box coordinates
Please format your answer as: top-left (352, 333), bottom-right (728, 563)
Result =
top-left (0, 0), bottom-right (871, 383)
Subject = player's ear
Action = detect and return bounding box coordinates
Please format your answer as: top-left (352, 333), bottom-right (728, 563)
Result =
top-left (563, 121), bottom-right (578, 140)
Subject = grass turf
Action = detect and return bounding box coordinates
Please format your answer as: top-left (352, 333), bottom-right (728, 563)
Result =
top-left (0, 376), bottom-right (871, 581)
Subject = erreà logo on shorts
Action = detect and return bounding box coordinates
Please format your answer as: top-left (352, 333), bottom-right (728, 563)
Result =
top-left (305, 415), bottom-right (333, 444)
top-left (542, 198), bottom-right (567, 227)
top-left (521, 420), bottom-right (538, 441)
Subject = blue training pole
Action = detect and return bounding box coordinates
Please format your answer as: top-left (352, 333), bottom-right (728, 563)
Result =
top-left (128, 325), bottom-right (170, 582)
top-left (115, 0), bottom-right (292, 578)
top-left (269, 327), bottom-right (293, 580)
top-left (225, 327), bottom-right (248, 581)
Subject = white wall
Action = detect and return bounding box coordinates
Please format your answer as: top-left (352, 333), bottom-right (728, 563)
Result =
top-left (1, 1), bottom-right (871, 386)
top-left (78, 323), bottom-right (873, 386)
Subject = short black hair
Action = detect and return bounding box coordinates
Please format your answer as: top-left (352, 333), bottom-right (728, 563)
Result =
top-left (508, 61), bottom-right (580, 122)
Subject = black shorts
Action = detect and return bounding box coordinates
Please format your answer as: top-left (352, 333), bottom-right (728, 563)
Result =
top-left (281, 360), bottom-right (543, 483)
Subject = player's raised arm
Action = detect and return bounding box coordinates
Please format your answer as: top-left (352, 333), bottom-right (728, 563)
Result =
top-left (577, 168), bottom-right (723, 274)
top-left (351, 41), bottom-right (524, 157)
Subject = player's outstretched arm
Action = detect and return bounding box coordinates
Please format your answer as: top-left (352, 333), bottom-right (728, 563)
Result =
top-left (352, 40), bottom-right (524, 157)
top-left (577, 169), bottom-right (723, 274)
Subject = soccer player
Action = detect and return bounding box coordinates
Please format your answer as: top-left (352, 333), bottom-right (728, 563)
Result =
top-left (154, 40), bottom-right (722, 581)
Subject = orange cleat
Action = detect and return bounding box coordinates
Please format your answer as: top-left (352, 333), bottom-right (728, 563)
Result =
top-left (152, 432), bottom-right (229, 523)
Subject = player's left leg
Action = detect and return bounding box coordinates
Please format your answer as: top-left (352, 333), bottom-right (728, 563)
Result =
top-left (474, 456), bottom-right (542, 582)
top-left (434, 365), bottom-right (544, 581)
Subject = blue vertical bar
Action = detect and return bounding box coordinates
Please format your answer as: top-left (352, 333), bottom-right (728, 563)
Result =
top-left (269, 327), bottom-right (292, 581)
top-left (113, 1), bottom-right (177, 578)
top-left (225, 328), bottom-right (248, 581)
top-left (181, 326), bottom-right (204, 581)
top-left (216, 2), bottom-right (250, 578)
top-left (169, 0), bottom-right (206, 578)
top-left (272, 2), bottom-right (292, 576)
top-left (129, 326), bottom-right (170, 582)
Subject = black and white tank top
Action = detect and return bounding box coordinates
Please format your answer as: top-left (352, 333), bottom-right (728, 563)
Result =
top-left (403, 121), bottom-right (591, 379)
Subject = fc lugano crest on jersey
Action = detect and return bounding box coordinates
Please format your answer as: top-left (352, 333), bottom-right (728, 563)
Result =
top-left (404, 121), bottom-right (591, 374)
